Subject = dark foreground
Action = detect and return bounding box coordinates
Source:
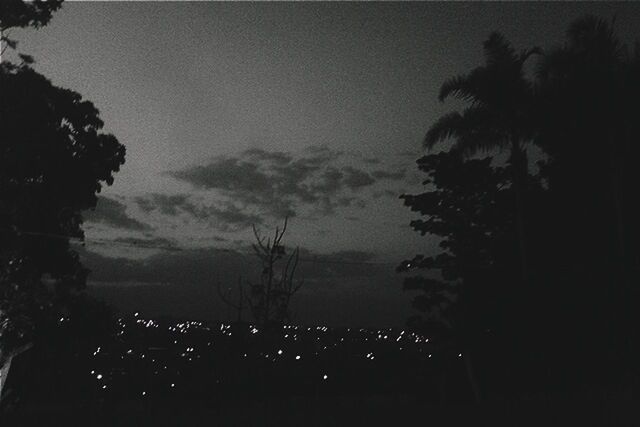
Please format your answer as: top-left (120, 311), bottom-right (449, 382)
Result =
top-left (1, 390), bottom-right (638, 427)
top-left (1, 318), bottom-right (638, 426)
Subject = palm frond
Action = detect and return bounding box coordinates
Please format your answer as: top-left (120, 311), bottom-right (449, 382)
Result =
top-left (455, 129), bottom-right (506, 158)
top-left (439, 75), bottom-right (472, 102)
top-left (424, 112), bottom-right (464, 149)
top-left (566, 15), bottom-right (623, 60)
top-left (483, 32), bottom-right (518, 67)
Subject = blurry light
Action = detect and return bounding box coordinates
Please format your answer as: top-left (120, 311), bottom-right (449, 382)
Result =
top-left (295, 355), bottom-right (301, 360)
top-left (323, 374), bottom-right (328, 380)
top-left (96, 374), bottom-right (103, 380)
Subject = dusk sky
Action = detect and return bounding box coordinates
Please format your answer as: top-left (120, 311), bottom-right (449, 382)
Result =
top-left (11, 1), bottom-right (640, 327)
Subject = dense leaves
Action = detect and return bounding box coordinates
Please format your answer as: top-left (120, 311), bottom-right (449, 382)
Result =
top-left (0, 62), bottom-right (125, 354)
top-left (401, 15), bottom-right (640, 396)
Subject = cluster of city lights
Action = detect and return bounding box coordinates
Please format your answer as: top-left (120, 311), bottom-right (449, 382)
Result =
top-left (81, 314), bottom-right (459, 398)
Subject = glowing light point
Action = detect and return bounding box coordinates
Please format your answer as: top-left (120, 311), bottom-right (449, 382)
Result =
top-left (295, 355), bottom-right (301, 360)
top-left (323, 374), bottom-right (328, 380)
top-left (96, 374), bottom-right (103, 380)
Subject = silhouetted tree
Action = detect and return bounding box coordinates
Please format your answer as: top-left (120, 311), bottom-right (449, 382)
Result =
top-left (535, 15), bottom-right (640, 378)
top-left (399, 151), bottom-right (523, 402)
top-left (424, 33), bottom-right (541, 284)
top-left (246, 218), bottom-right (303, 330)
top-left (0, 0), bottom-right (63, 63)
top-left (0, 0), bottom-right (125, 399)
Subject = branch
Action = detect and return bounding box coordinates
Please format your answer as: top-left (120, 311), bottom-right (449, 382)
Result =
top-left (287, 247), bottom-right (300, 289)
top-left (252, 224), bottom-right (268, 253)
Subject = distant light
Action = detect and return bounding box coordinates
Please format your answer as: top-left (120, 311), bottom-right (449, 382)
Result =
top-left (171, 383), bottom-right (175, 388)
top-left (295, 355), bottom-right (301, 360)
top-left (458, 353), bottom-right (462, 358)
top-left (134, 312), bottom-right (139, 317)
top-left (142, 391), bottom-right (146, 396)
top-left (277, 350), bottom-right (283, 355)
top-left (102, 385), bottom-right (107, 390)
top-left (323, 374), bottom-right (328, 380)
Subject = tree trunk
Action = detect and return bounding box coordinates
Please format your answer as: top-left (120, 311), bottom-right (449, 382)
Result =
top-left (510, 140), bottom-right (529, 285)
top-left (0, 343), bottom-right (32, 401)
top-left (0, 356), bottom-right (13, 400)
top-left (463, 348), bottom-right (482, 404)
top-left (609, 130), bottom-right (634, 366)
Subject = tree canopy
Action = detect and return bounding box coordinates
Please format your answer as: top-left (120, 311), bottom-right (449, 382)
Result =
top-left (402, 15), bottom-right (640, 397)
top-left (1, 1), bottom-right (125, 364)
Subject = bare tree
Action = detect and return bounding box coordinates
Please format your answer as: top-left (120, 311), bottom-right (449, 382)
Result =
top-left (248, 218), bottom-right (303, 329)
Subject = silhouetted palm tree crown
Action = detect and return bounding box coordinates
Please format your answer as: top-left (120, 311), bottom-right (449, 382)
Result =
top-left (425, 32), bottom-right (540, 157)
top-left (424, 32), bottom-right (540, 283)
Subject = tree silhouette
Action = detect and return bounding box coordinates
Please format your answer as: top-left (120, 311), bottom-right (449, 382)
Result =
top-left (398, 151), bottom-right (525, 402)
top-left (535, 15), bottom-right (640, 379)
top-left (246, 218), bottom-right (303, 330)
top-left (424, 32), bottom-right (540, 284)
top-left (0, 0), bottom-right (63, 63)
top-left (0, 1), bottom-right (125, 399)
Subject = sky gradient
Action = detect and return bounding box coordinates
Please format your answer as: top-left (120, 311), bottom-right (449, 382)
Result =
top-left (10, 1), bottom-right (640, 326)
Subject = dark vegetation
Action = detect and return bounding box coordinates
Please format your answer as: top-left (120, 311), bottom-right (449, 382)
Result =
top-left (399, 16), bottom-right (640, 405)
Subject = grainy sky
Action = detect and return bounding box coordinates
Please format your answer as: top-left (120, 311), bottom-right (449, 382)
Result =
top-left (11, 1), bottom-right (640, 326)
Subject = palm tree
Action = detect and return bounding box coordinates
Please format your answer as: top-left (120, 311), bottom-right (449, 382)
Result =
top-left (536, 16), bottom-right (640, 367)
top-left (424, 32), bottom-right (540, 284)
top-left (537, 16), bottom-right (634, 268)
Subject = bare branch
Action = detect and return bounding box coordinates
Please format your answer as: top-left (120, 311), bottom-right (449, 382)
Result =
top-left (252, 224), bottom-right (268, 253)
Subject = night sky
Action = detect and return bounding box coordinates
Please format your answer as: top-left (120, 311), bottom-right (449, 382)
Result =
top-left (11, 1), bottom-right (640, 327)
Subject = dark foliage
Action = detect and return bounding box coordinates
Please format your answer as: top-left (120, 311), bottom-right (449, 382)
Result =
top-left (0, 62), bottom-right (125, 355)
top-left (402, 15), bottom-right (640, 399)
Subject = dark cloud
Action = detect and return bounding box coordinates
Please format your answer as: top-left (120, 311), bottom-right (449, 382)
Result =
top-left (363, 157), bottom-right (382, 165)
top-left (372, 189), bottom-right (400, 199)
top-left (342, 166), bottom-right (375, 189)
top-left (81, 245), bottom-right (385, 287)
top-left (83, 196), bottom-right (150, 231)
top-left (136, 194), bottom-right (190, 216)
top-left (112, 236), bottom-right (178, 249)
top-left (371, 169), bottom-right (407, 180)
top-left (167, 148), bottom-right (407, 220)
top-left (81, 245), bottom-right (405, 327)
top-left (135, 193), bottom-right (261, 231)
